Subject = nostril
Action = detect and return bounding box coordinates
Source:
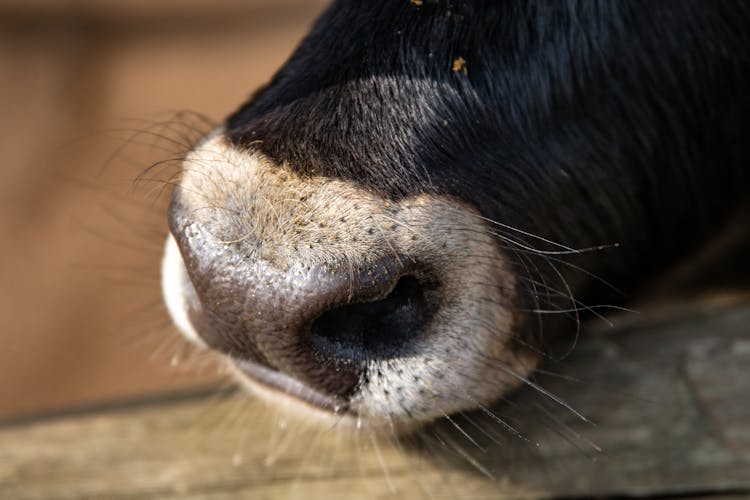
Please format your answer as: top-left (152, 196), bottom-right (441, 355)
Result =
top-left (309, 275), bottom-right (435, 363)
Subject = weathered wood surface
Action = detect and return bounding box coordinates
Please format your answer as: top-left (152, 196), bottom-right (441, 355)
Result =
top-left (1, 300), bottom-right (749, 499)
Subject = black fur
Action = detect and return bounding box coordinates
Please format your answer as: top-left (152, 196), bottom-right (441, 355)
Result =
top-left (224, 0), bottom-right (750, 339)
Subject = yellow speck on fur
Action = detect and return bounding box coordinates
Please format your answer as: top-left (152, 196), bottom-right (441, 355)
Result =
top-left (452, 57), bottom-right (467, 75)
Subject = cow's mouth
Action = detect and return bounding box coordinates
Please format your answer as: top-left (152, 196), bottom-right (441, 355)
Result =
top-left (233, 359), bottom-right (349, 414)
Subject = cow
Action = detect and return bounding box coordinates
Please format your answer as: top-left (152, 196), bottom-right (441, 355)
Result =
top-left (161, 0), bottom-right (750, 431)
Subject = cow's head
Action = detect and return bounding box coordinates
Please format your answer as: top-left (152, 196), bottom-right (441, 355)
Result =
top-left (161, 1), bottom-right (749, 428)
top-left (163, 127), bottom-right (540, 427)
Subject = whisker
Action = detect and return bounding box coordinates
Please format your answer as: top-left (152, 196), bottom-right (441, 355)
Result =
top-left (370, 431), bottom-right (397, 494)
top-left (441, 412), bottom-right (486, 452)
top-left (481, 356), bottom-right (591, 423)
top-left (533, 402), bottom-right (602, 454)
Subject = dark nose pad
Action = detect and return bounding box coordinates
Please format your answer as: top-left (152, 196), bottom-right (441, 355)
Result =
top-left (308, 275), bottom-right (432, 363)
top-left (173, 219), bottom-right (437, 397)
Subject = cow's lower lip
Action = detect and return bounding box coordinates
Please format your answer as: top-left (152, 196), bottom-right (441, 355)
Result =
top-left (233, 359), bottom-right (350, 414)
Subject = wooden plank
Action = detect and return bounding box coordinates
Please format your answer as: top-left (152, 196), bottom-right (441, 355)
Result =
top-left (1, 301), bottom-right (749, 499)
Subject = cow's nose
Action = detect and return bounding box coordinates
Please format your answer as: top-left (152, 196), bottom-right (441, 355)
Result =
top-left (169, 222), bottom-right (436, 398)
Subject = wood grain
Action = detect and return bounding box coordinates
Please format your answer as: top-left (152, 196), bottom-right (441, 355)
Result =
top-left (2, 300), bottom-right (749, 499)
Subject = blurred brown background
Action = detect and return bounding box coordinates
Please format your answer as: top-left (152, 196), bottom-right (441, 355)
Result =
top-left (0, 0), bottom-right (328, 419)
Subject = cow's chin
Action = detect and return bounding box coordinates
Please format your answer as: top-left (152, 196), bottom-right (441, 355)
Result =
top-left (160, 134), bottom-right (540, 430)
